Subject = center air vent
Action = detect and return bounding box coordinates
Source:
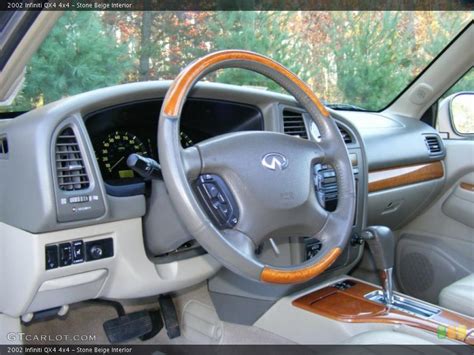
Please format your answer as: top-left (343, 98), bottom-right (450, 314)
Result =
top-left (282, 109), bottom-right (308, 139)
top-left (55, 127), bottom-right (90, 191)
top-left (424, 135), bottom-right (442, 156)
top-left (338, 125), bottom-right (353, 144)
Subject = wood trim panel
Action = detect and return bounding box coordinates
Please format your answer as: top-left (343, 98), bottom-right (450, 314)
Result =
top-left (260, 248), bottom-right (341, 284)
top-left (460, 182), bottom-right (474, 192)
top-left (162, 50), bottom-right (329, 118)
top-left (293, 280), bottom-right (474, 344)
top-left (368, 161), bottom-right (444, 193)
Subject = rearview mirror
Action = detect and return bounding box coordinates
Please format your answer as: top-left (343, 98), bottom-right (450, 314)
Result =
top-left (449, 92), bottom-right (474, 135)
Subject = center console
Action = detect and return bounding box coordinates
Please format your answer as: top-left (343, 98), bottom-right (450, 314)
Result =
top-left (291, 224), bottom-right (474, 345)
top-left (293, 278), bottom-right (474, 344)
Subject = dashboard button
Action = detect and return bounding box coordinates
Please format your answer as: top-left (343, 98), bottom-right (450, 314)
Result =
top-left (90, 245), bottom-right (103, 259)
top-left (304, 238), bottom-right (322, 260)
top-left (59, 242), bottom-right (73, 267)
top-left (205, 184), bottom-right (219, 198)
top-left (45, 245), bottom-right (58, 270)
top-left (72, 240), bottom-right (84, 264)
top-left (217, 193), bottom-right (226, 204)
top-left (218, 203), bottom-right (229, 215)
top-left (85, 238), bottom-right (114, 261)
top-left (195, 174), bottom-right (240, 229)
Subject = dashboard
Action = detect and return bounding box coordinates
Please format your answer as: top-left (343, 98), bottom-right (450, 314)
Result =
top-left (0, 81), bottom-right (446, 318)
top-left (0, 80), bottom-right (445, 241)
top-left (85, 98), bottom-right (264, 185)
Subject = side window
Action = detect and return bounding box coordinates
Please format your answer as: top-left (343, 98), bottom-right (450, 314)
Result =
top-left (437, 68), bottom-right (474, 138)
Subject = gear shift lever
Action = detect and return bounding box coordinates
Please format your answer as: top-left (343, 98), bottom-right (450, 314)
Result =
top-left (361, 226), bottom-right (395, 305)
top-left (361, 226), bottom-right (441, 318)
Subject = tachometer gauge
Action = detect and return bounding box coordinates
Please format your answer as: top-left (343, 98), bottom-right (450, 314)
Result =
top-left (99, 131), bottom-right (148, 181)
top-left (180, 131), bottom-right (194, 148)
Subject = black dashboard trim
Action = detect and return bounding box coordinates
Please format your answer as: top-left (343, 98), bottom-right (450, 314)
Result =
top-left (84, 96), bottom-right (264, 190)
top-left (82, 96), bottom-right (264, 127)
top-left (104, 182), bottom-right (146, 197)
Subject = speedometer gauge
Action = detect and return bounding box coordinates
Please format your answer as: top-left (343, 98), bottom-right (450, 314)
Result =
top-left (99, 130), bottom-right (148, 181)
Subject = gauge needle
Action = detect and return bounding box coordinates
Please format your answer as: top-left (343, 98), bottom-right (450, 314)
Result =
top-left (110, 156), bottom-right (125, 171)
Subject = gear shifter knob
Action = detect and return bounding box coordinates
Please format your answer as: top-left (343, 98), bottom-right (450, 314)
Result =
top-left (360, 226), bottom-right (394, 270)
top-left (361, 226), bottom-right (395, 305)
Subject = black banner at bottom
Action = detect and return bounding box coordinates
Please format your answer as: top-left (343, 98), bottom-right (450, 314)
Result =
top-left (0, 345), bottom-right (472, 355)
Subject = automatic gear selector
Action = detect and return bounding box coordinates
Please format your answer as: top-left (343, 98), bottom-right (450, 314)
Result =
top-left (361, 226), bottom-right (395, 304)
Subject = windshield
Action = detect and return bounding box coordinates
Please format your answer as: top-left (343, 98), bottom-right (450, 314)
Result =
top-left (1, 11), bottom-right (471, 113)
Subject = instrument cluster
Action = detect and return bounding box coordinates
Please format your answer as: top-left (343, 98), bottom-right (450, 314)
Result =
top-left (96, 129), bottom-right (194, 182)
top-left (85, 98), bottom-right (263, 185)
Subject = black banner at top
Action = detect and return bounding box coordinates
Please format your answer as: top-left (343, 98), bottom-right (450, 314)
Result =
top-left (1, 0), bottom-right (473, 11)
top-left (0, 345), bottom-right (473, 355)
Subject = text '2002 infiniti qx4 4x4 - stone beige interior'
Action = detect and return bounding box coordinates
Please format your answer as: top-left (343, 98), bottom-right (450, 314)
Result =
top-left (0, 5), bottom-right (473, 352)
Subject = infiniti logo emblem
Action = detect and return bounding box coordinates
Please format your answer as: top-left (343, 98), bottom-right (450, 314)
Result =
top-left (261, 153), bottom-right (289, 171)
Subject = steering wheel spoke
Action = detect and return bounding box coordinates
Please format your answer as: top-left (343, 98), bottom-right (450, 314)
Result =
top-left (181, 146), bottom-right (202, 180)
top-left (222, 229), bottom-right (258, 259)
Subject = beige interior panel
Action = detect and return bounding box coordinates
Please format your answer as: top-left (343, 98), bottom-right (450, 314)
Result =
top-left (0, 218), bottom-right (221, 317)
top-left (442, 175), bottom-right (474, 228)
top-left (399, 141), bottom-right (474, 243)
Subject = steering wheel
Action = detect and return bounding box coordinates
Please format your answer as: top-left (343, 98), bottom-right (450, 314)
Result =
top-left (158, 50), bottom-right (355, 284)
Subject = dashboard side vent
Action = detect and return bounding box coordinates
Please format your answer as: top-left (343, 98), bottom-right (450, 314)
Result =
top-left (55, 127), bottom-right (90, 191)
top-left (0, 135), bottom-right (8, 159)
top-left (424, 135), bottom-right (442, 155)
top-left (338, 125), bottom-right (353, 144)
top-left (282, 109), bottom-right (308, 139)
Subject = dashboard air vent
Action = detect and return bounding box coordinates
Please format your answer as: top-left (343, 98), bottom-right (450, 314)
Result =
top-left (55, 127), bottom-right (90, 191)
top-left (424, 135), bottom-right (442, 155)
top-left (282, 109), bottom-right (308, 139)
top-left (338, 125), bottom-right (353, 144)
top-left (0, 135), bottom-right (8, 159)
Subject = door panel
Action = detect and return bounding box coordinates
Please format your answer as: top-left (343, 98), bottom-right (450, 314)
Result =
top-left (442, 173), bottom-right (474, 228)
top-left (396, 140), bottom-right (474, 305)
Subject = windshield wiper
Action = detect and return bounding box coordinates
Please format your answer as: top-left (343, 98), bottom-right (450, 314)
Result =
top-left (325, 103), bottom-right (367, 112)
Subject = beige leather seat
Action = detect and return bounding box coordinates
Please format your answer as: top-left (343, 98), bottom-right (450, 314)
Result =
top-left (439, 274), bottom-right (474, 317)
